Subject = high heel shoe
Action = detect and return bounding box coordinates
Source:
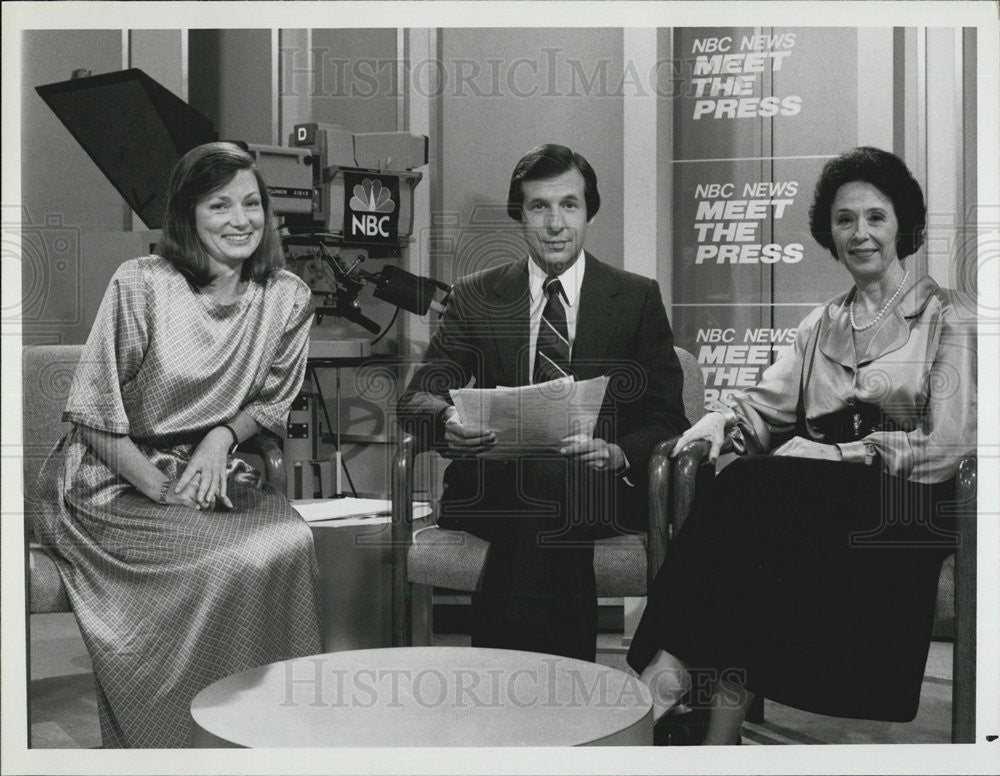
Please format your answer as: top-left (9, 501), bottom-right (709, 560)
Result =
top-left (637, 649), bottom-right (691, 722)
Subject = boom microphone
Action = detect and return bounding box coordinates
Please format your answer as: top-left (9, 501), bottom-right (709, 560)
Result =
top-left (372, 264), bottom-right (449, 316)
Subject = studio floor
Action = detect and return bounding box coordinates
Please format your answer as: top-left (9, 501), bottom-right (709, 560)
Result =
top-left (28, 612), bottom-right (954, 748)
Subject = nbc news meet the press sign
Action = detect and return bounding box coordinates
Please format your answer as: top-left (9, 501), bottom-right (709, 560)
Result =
top-left (344, 172), bottom-right (400, 245)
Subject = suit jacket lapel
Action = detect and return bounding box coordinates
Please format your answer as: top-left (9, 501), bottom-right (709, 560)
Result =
top-left (486, 258), bottom-right (531, 386)
top-left (573, 253), bottom-right (621, 375)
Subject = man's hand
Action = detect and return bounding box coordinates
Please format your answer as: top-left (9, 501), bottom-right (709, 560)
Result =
top-left (442, 407), bottom-right (496, 458)
top-left (175, 427), bottom-right (235, 509)
top-left (560, 434), bottom-right (625, 474)
top-left (772, 436), bottom-right (842, 461)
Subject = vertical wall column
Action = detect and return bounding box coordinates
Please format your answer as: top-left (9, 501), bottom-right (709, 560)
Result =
top-left (655, 29), bottom-right (675, 308)
top-left (896, 27), bottom-right (973, 293)
top-left (959, 27), bottom-right (978, 312)
top-left (277, 30), bottom-right (313, 141)
top-left (894, 28), bottom-right (929, 279)
top-left (622, 28), bottom-right (659, 285)
top-left (400, 28), bottom-right (438, 357)
top-left (925, 28), bottom-right (967, 289)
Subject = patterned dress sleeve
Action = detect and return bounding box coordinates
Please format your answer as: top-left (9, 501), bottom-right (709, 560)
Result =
top-left (243, 278), bottom-right (313, 436)
top-left (63, 260), bottom-right (149, 434)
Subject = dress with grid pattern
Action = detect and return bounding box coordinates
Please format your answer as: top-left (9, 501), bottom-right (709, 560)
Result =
top-left (32, 256), bottom-right (323, 748)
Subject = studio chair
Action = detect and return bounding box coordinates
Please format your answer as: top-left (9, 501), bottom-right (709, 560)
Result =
top-left (389, 347), bottom-right (707, 649)
top-left (665, 442), bottom-right (977, 743)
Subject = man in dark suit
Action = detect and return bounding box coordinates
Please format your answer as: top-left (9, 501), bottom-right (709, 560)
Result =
top-left (398, 144), bottom-right (688, 661)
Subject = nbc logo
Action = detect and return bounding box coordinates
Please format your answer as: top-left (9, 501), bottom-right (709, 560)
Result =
top-left (349, 178), bottom-right (396, 238)
top-left (350, 178), bottom-right (396, 214)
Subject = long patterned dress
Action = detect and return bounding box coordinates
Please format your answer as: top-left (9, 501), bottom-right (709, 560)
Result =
top-left (32, 256), bottom-right (323, 747)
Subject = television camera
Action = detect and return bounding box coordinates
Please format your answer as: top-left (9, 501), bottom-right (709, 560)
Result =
top-left (36, 68), bottom-right (450, 349)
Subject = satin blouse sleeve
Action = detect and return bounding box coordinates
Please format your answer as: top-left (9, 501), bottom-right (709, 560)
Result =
top-left (243, 277), bottom-right (314, 436)
top-left (838, 298), bottom-right (977, 482)
top-left (712, 306), bottom-right (824, 454)
top-left (63, 260), bottom-right (149, 434)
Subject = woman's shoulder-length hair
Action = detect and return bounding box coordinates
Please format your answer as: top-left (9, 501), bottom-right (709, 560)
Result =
top-left (155, 142), bottom-right (284, 287)
top-left (808, 146), bottom-right (926, 261)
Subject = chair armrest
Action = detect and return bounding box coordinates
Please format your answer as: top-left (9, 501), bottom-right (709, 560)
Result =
top-left (646, 437), bottom-right (711, 584)
top-left (671, 440), bottom-right (711, 536)
top-left (240, 433), bottom-right (287, 495)
top-left (391, 433), bottom-right (417, 646)
top-left (952, 454), bottom-right (976, 743)
top-left (647, 437), bottom-right (677, 584)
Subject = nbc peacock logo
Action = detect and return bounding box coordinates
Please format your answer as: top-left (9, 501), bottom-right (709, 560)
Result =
top-left (347, 176), bottom-right (398, 240)
top-left (349, 178), bottom-right (396, 214)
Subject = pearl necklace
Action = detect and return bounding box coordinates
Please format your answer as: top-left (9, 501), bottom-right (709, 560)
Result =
top-left (849, 270), bottom-right (909, 331)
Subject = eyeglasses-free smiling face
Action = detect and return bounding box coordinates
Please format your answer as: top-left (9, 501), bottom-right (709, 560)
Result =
top-left (194, 169), bottom-right (264, 268)
top-left (519, 167), bottom-right (592, 276)
top-left (830, 180), bottom-right (901, 284)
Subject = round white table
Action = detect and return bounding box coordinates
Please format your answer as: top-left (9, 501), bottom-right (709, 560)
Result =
top-left (191, 646), bottom-right (652, 747)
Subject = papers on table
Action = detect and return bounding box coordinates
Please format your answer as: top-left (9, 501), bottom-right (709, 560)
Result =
top-left (449, 375), bottom-right (609, 457)
top-left (291, 498), bottom-right (432, 523)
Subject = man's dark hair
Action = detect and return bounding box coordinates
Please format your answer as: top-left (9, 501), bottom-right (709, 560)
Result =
top-left (809, 146), bottom-right (926, 261)
top-left (507, 144), bottom-right (600, 222)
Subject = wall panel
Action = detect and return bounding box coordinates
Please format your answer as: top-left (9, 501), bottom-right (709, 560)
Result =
top-left (437, 28), bottom-right (625, 283)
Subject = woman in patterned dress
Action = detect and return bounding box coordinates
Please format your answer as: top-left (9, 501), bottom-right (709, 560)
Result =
top-left (32, 142), bottom-right (323, 747)
top-left (628, 147), bottom-right (976, 744)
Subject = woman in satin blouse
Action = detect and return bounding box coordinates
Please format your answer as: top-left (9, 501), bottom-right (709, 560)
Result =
top-left (627, 147), bottom-right (975, 744)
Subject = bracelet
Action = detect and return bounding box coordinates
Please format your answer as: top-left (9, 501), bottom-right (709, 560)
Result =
top-left (220, 423), bottom-right (240, 455)
top-left (705, 400), bottom-right (738, 432)
top-left (158, 477), bottom-right (173, 505)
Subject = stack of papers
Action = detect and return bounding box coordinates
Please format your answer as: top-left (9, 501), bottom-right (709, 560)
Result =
top-left (449, 376), bottom-right (609, 457)
top-left (291, 498), bottom-right (432, 523)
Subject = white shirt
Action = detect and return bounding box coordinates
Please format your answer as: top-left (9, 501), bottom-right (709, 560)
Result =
top-left (527, 251), bottom-right (585, 382)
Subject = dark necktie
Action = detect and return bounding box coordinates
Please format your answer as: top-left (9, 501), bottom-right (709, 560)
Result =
top-left (534, 275), bottom-right (572, 383)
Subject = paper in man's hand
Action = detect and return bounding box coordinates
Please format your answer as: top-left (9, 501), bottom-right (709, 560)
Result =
top-left (449, 376), bottom-right (609, 457)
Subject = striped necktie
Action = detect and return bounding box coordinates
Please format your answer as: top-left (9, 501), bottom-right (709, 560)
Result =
top-left (534, 275), bottom-right (572, 383)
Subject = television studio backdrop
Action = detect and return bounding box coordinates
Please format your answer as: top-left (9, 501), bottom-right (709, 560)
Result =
top-left (18, 24), bottom-right (980, 672)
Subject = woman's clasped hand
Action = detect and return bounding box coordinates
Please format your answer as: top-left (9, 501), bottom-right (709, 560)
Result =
top-left (172, 426), bottom-right (238, 510)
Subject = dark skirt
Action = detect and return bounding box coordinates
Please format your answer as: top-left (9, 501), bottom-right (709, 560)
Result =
top-left (627, 455), bottom-right (957, 722)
